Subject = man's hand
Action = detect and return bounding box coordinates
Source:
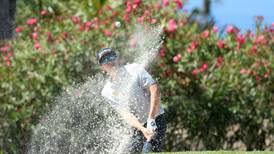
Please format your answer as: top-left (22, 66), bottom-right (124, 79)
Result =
top-left (141, 127), bottom-right (155, 141)
top-left (147, 118), bottom-right (157, 132)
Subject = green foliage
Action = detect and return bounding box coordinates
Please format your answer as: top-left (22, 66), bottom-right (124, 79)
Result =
top-left (0, 0), bottom-right (273, 153)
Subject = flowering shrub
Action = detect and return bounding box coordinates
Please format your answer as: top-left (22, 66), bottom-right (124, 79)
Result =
top-left (0, 0), bottom-right (273, 153)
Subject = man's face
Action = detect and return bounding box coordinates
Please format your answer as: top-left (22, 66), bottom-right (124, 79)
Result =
top-left (100, 61), bottom-right (115, 74)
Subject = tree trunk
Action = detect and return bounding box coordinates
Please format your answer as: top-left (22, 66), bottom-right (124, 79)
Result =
top-left (0, 0), bottom-right (17, 40)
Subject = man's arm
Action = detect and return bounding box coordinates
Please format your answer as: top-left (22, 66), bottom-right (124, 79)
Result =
top-left (118, 108), bottom-right (154, 140)
top-left (148, 84), bottom-right (161, 119)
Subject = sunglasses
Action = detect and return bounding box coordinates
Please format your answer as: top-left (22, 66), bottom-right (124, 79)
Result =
top-left (99, 55), bottom-right (117, 65)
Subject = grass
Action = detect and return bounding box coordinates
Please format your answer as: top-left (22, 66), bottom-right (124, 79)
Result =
top-left (156, 151), bottom-right (274, 154)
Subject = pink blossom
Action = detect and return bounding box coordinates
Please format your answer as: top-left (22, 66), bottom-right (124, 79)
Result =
top-left (272, 22), bottom-right (274, 27)
top-left (163, 0), bottom-right (169, 7)
top-left (4, 56), bottom-right (9, 62)
top-left (167, 19), bottom-right (177, 32)
top-left (134, 0), bottom-right (141, 5)
top-left (264, 72), bottom-right (269, 78)
top-left (226, 25), bottom-right (234, 34)
top-left (0, 45), bottom-right (10, 52)
top-left (240, 69), bottom-right (250, 75)
top-left (27, 18), bottom-right (37, 25)
top-left (251, 45), bottom-right (257, 54)
top-left (217, 40), bottom-right (225, 49)
top-left (103, 30), bottom-right (112, 37)
top-left (216, 56), bottom-right (223, 68)
top-left (154, 3), bottom-right (161, 10)
top-left (34, 42), bottom-right (40, 50)
top-left (84, 21), bottom-right (92, 31)
top-left (123, 14), bottom-right (130, 22)
top-left (32, 32), bottom-right (38, 40)
top-left (254, 35), bottom-right (267, 45)
top-left (15, 26), bottom-right (23, 33)
top-left (187, 41), bottom-right (198, 54)
top-left (173, 0), bottom-right (183, 9)
top-left (192, 69), bottom-right (199, 76)
top-left (200, 63), bottom-right (208, 72)
top-left (126, 3), bottom-right (132, 13)
top-left (137, 16), bottom-right (144, 24)
top-left (236, 34), bottom-right (245, 45)
top-left (173, 54), bottom-right (181, 63)
top-left (71, 16), bottom-right (80, 24)
top-left (201, 30), bottom-right (210, 39)
top-left (40, 10), bottom-right (48, 16)
top-left (256, 75), bottom-right (262, 81)
top-left (63, 32), bottom-right (69, 38)
top-left (212, 26), bottom-right (218, 33)
top-left (150, 18), bottom-right (157, 24)
top-left (5, 60), bottom-right (11, 67)
top-left (159, 48), bottom-right (166, 57)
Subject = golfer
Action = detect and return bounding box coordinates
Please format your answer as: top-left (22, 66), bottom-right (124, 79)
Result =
top-left (97, 47), bottom-right (166, 153)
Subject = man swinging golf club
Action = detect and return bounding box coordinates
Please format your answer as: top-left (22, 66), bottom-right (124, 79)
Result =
top-left (97, 47), bottom-right (166, 153)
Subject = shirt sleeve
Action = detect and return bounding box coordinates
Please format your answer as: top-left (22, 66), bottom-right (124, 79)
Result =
top-left (137, 65), bottom-right (156, 89)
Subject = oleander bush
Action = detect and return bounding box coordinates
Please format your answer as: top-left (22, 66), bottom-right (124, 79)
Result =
top-left (0, 0), bottom-right (273, 153)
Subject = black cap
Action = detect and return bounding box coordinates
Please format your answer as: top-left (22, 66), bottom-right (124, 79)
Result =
top-left (96, 47), bottom-right (117, 64)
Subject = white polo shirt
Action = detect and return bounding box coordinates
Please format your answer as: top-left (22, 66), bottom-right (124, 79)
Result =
top-left (101, 63), bottom-right (164, 123)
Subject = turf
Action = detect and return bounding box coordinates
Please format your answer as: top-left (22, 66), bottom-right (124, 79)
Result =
top-left (156, 151), bottom-right (274, 154)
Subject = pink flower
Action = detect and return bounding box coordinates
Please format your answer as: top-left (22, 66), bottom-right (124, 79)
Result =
top-left (217, 40), bottom-right (225, 49)
top-left (123, 14), bottom-right (130, 22)
top-left (103, 30), bottom-right (112, 37)
top-left (150, 18), bottom-right (157, 24)
top-left (134, 0), bottom-right (141, 5)
top-left (167, 19), bottom-right (177, 32)
top-left (137, 16), bottom-right (144, 24)
top-left (173, 54), bottom-right (181, 63)
top-left (5, 60), bottom-right (11, 67)
top-left (240, 69), bottom-right (250, 75)
top-left (201, 30), bottom-right (210, 39)
top-left (0, 45), bottom-right (10, 52)
top-left (27, 18), bottom-right (37, 25)
top-left (71, 16), bottom-right (80, 24)
top-left (84, 21), bottom-right (92, 31)
top-left (226, 25), bottom-right (234, 34)
top-left (251, 45), bottom-right (257, 54)
top-left (216, 56), bottom-right (223, 68)
top-left (254, 35), bottom-right (267, 45)
top-left (32, 32), bottom-right (38, 40)
top-left (192, 69), bottom-right (199, 76)
top-left (187, 41), bottom-right (198, 54)
top-left (63, 32), bottom-right (69, 38)
top-left (163, 0), bottom-right (169, 7)
top-left (236, 34), bottom-right (245, 45)
top-left (173, 0), bottom-right (183, 9)
top-left (34, 42), bottom-right (40, 50)
top-left (272, 22), bottom-right (274, 27)
top-left (213, 26), bottom-right (218, 33)
top-left (15, 26), bottom-right (23, 33)
top-left (256, 75), bottom-right (262, 81)
top-left (40, 10), bottom-right (48, 16)
top-left (126, 3), bottom-right (132, 13)
top-left (264, 72), bottom-right (269, 78)
top-left (159, 48), bottom-right (166, 57)
top-left (200, 63), bottom-right (208, 72)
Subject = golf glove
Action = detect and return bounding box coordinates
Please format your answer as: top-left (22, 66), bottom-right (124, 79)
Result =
top-left (147, 118), bottom-right (157, 132)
